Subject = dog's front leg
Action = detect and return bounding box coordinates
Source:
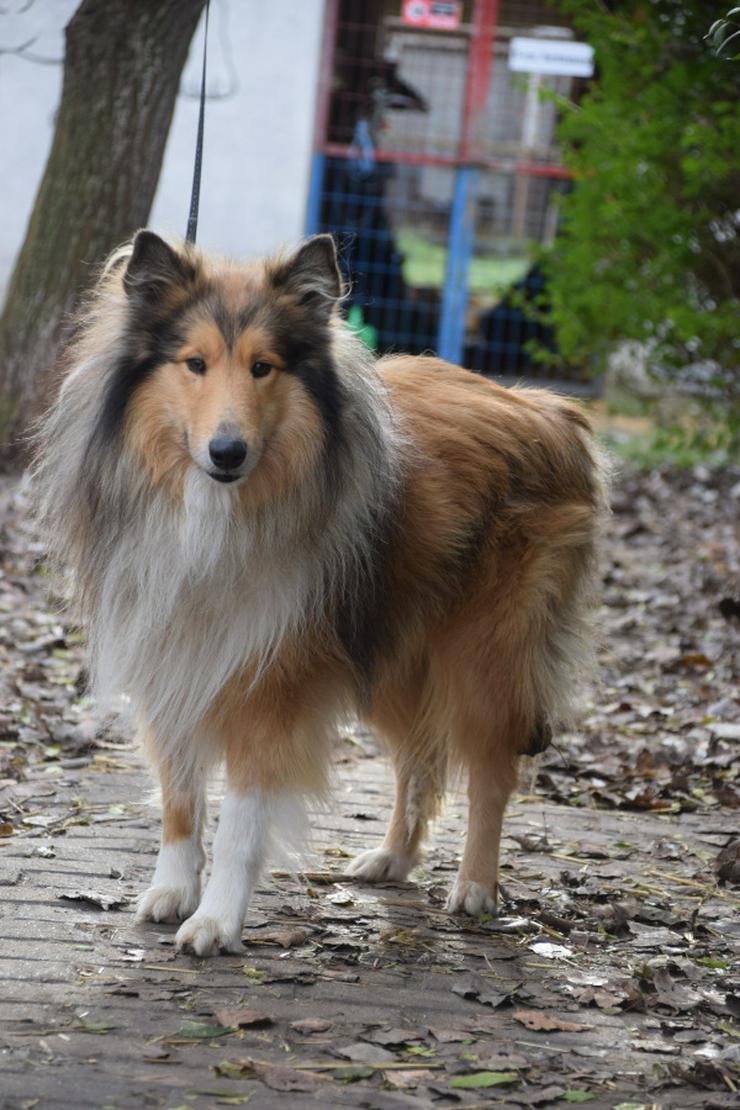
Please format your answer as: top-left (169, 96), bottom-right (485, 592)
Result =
top-left (174, 788), bottom-right (267, 955)
top-left (175, 781), bottom-right (304, 957)
top-left (136, 751), bottom-right (206, 925)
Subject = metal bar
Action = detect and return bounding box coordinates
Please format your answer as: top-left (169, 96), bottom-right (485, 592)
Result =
top-left (439, 3), bottom-right (497, 365)
top-left (509, 160), bottom-right (573, 180)
top-left (460, 0), bottom-right (498, 161)
top-left (305, 0), bottom-right (338, 237)
top-left (437, 166), bottom-right (479, 364)
top-left (304, 153), bottom-right (326, 235)
top-left (318, 142), bottom-right (574, 179)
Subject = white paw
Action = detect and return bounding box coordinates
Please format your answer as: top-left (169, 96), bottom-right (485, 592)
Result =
top-left (135, 881), bottom-right (201, 924)
top-left (346, 847), bottom-right (413, 882)
top-left (446, 879), bottom-right (497, 917)
top-left (175, 913), bottom-right (244, 956)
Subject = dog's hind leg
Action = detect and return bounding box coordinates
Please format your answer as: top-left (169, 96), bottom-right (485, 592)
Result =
top-left (446, 755), bottom-right (516, 916)
top-left (346, 758), bottom-right (440, 882)
top-left (136, 736), bottom-right (206, 925)
top-left (443, 682), bottom-right (522, 916)
top-left (349, 680), bottom-right (445, 882)
top-left (441, 524), bottom-right (594, 917)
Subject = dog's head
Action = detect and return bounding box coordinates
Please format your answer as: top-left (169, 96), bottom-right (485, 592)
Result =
top-left (102, 230), bottom-right (344, 498)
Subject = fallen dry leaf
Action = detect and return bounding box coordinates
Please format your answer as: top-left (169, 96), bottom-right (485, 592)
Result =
top-left (385, 1067), bottom-right (438, 1089)
top-left (252, 1060), bottom-right (323, 1092)
top-left (513, 1009), bottom-right (593, 1033)
top-left (214, 1008), bottom-right (275, 1029)
top-left (59, 889), bottom-right (128, 911)
top-left (428, 1027), bottom-right (474, 1043)
top-left (338, 1042), bottom-right (395, 1064)
top-left (290, 1018), bottom-right (331, 1034)
top-left (452, 973), bottom-right (520, 1008)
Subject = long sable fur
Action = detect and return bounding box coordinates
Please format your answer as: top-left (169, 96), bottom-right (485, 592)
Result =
top-left (35, 231), bottom-right (609, 812)
top-left (34, 236), bottom-right (405, 783)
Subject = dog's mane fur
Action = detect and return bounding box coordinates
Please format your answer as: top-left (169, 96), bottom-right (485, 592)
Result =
top-left (35, 237), bottom-right (406, 775)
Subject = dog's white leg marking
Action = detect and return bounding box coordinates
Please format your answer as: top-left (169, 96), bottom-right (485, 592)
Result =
top-left (136, 771), bottom-right (206, 925)
top-left (175, 790), bottom-right (267, 956)
top-left (136, 835), bottom-right (205, 924)
top-left (176, 789), bottom-right (304, 957)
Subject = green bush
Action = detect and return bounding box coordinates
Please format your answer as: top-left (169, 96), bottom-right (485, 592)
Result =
top-left (603, 412), bottom-right (740, 469)
top-left (543, 1), bottom-right (740, 401)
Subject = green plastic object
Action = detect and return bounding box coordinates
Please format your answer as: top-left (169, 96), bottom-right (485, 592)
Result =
top-left (346, 304), bottom-right (378, 351)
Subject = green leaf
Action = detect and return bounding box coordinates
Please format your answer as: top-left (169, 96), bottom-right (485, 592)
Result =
top-left (564, 1091), bottom-right (595, 1103)
top-left (449, 1071), bottom-right (519, 1089)
top-left (74, 1018), bottom-right (119, 1034)
top-left (215, 1060), bottom-right (251, 1079)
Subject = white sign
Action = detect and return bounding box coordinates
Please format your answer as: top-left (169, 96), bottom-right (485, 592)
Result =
top-left (509, 37), bottom-right (594, 77)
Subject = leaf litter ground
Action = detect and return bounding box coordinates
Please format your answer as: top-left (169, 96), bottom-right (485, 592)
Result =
top-left (0, 462), bottom-right (738, 1109)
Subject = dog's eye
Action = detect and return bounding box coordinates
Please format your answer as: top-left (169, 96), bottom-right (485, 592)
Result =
top-left (251, 361), bottom-right (273, 379)
top-left (185, 356), bottom-right (206, 375)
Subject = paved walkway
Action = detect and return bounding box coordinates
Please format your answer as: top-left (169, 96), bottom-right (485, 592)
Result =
top-left (2, 733), bottom-right (737, 1109)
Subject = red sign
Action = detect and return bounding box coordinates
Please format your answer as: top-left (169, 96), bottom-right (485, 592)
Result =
top-left (401, 0), bottom-right (462, 31)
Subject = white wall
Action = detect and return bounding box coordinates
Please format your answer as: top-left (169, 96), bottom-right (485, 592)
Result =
top-left (0, 0), bottom-right (325, 301)
top-left (150, 0), bottom-right (325, 257)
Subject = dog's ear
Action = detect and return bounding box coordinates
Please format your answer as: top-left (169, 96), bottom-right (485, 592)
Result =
top-left (272, 235), bottom-right (342, 320)
top-left (122, 230), bottom-right (195, 299)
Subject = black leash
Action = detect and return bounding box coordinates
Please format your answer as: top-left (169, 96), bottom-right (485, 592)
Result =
top-left (185, 0), bottom-right (211, 244)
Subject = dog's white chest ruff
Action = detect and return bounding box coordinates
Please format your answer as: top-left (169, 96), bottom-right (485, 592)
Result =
top-left (91, 472), bottom-right (314, 757)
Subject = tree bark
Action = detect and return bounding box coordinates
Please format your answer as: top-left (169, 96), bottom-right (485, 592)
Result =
top-left (0, 0), bottom-right (206, 461)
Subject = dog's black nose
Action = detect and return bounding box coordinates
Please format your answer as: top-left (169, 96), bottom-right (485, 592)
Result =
top-left (208, 436), bottom-right (247, 471)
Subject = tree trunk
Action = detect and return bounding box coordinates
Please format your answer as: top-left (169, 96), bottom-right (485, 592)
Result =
top-left (0, 0), bottom-right (206, 461)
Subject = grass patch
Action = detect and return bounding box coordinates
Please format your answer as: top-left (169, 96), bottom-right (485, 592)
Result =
top-left (603, 424), bottom-right (737, 469)
top-left (591, 394), bottom-right (740, 470)
top-left (396, 228), bottom-right (528, 294)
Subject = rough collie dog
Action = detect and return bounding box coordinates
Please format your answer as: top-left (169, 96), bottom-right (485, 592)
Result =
top-left (36, 231), bottom-right (606, 956)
